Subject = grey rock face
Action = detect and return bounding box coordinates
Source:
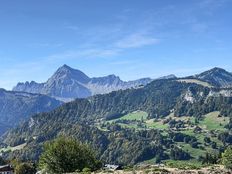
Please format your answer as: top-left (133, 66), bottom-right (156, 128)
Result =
top-left (13, 64), bottom-right (156, 101)
top-left (87, 76), bottom-right (153, 95)
top-left (14, 81), bottom-right (45, 94)
top-left (0, 88), bottom-right (63, 134)
top-left (41, 65), bottom-right (91, 99)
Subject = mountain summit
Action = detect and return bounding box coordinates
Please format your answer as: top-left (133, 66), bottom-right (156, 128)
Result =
top-left (42, 64), bottom-right (91, 99)
top-left (51, 64), bottom-right (90, 83)
top-left (194, 67), bottom-right (232, 87)
top-left (13, 65), bottom-right (154, 101)
top-left (13, 65), bottom-right (232, 101)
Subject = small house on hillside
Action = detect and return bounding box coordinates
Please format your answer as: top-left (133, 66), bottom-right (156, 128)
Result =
top-left (0, 164), bottom-right (14, 174)
top-left (193, 126), bottom-right (202, 133)
top-left (103, 164), bottom-right (122, 171)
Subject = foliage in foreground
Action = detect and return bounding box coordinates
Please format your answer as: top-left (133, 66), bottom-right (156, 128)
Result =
top-left (222, 146), bottom-right (232, 169)
top-left (15, 163), bottom-right (36, 174)
top-left (39, 137), bottom-right (101, 174)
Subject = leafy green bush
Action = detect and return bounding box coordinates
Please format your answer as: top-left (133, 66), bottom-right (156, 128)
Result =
top-left (82, 167), bottom-right (91, 174)
top-left (39, 137), bottom-right (101, 173)
top-left (222, 146), bottom-right (232, 169)
top-left (11, 160), bottom-right (36, 174)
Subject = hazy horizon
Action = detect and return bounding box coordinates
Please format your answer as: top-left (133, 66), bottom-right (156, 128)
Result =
top-left (2, 64), bottom-right (231, 91)
top-left (0, 0), bottom-right (232, 89)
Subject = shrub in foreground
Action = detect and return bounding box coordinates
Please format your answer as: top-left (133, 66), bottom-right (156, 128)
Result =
top-left (222, 146), bottom-right (232, 169)
top-left (39, 137), bottom-right (101, 173)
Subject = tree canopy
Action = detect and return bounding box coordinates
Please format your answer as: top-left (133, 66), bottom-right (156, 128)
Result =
top-left (14, 162), bottom-right (36, 174)
top-left (222, 146), bottom-right (232, 169)
top-left (39, 137), bottom-right (101, 174)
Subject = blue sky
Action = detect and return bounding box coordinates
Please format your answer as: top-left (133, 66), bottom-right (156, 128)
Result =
top-left (0, 0), bottom-right (232, 89)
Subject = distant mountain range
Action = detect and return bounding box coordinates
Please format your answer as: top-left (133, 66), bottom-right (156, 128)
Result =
top-left (0, 89), bottom-right (63, 135)
top-left (0, 65), bottom-right (176, 135)
top-left (12, 64), bottom-right (176, 101)
top-left (1, 65), bottom-right (232, 165)
top-left (13, 65), bottom-right (232, 102)
top-left (1, 65), bottom-right (232, 136)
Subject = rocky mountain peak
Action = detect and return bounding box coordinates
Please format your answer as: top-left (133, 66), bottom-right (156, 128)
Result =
top-left (196, 67), bottom-right (231, 78)
top-left (56, 64), bottom-right (75, 74)
top-left (49, 64), bottom-right (90, 84)
top-left (61, 64), bottom-right (71, 69)
top-left (104, 74), bottom-right (121, 82)
top-left (205, 67), bottom-right (228, 74)
top-left (13, 64), bottom-right (181, 100)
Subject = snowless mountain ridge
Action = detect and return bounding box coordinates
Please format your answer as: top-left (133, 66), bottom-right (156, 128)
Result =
top-left (13, 64), bottom-right (176, 101)
top-left (193, 67), bottom-right (232, 88)
top-left (13, 65), bottom-right (232, 102)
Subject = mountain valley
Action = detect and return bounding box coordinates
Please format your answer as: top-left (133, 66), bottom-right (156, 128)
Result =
top-left (1, 75), bottom-right (232, 166)
top-left (1, 66), bottom-right (232, 169)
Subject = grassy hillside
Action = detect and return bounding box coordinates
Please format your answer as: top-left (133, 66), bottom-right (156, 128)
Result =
top-left (199, 111), bottom-right (229, 131)
top-left (108, 110), bottom-right (148, 122)
top-left (1, 80), bottom-right (232, 166)
top-left (177, 79), bottom-right (213, 88)
top-left (100, 110), bottom-right (229, 165)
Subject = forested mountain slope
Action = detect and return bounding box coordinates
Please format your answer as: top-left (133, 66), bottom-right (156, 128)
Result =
top-left (2, 79), bottom-right (232, 165)
top-left (0, 89), bottom-right (63, 135)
